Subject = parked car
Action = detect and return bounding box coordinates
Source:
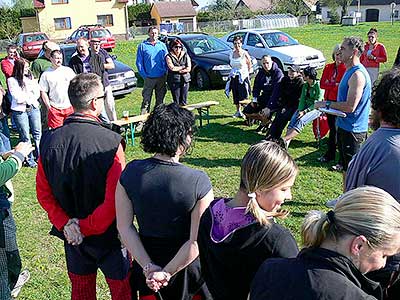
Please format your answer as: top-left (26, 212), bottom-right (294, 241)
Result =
top-left (221, 29), bottom-right (326, 72)
top-left (17, 32), bottom-right (49, 60)
top-left (38, 44), bottom-right (136, 97)
top-left (160, 33), bottom-right (258, 90)
top-left (65, 24), bottom-right (115, 51)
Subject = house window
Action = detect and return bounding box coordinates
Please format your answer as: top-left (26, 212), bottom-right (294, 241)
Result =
top-left (394, 10), bottom-right (399, 18)
top-left (54, 17), bottom-right (71, 30)
top-left (97, 14), bottom-right (114, 27)
top-left (327, 11), bottom-right (332, 18)
top-left (51, 0), bottom-right (68, 4)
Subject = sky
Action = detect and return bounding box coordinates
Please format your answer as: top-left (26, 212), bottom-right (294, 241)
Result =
top-left (0, 0), bottom-right (13, 7)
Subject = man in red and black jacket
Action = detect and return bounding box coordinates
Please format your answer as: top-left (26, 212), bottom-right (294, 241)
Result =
top-left (36, 73), bottom-right (131, 300)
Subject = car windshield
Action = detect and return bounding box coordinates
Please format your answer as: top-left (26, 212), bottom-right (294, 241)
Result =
top-left (91, 29), bottom-right (111, 39)
top-left (24, 34), bottom-right (47, 43)
top-left (261, 32), bottom-right (298, 48)
top-left (185, 36), bottom-right (230, 55)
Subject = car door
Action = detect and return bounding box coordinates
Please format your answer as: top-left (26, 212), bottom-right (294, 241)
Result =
top-left (244, 33), bottom-right (265, 61)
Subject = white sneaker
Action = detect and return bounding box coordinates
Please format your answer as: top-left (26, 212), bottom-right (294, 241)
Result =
top-left (325, 198), bottom-right (339, 208)
top-left (11, 270), bottom-right (30, 298)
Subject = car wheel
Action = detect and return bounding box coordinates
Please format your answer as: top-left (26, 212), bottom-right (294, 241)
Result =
top-left (272, 58), bottom-right (284, 71)
top-left (195, 69), bottom-right (210, 90)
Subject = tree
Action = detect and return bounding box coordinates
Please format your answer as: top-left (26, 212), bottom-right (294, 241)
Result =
top-left (323, 0), bottom-right (354, 20)
top-left (127, 3), bottom-right (152, 26)
top-left (0, 7), bottom-right (22, 40)
top-left (12, 0), bottom-right (33, 10)
top-left (272, 0), bottom-right (311, 17)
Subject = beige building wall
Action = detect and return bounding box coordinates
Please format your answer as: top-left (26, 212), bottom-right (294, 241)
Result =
top-left (21, 16), bottom-right (40, 33)
top-left (37, 1), bottom-right (127, 40)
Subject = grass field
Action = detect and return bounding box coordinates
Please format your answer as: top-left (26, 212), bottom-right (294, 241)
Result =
top-left (2, 21), bottom-right (399, 299)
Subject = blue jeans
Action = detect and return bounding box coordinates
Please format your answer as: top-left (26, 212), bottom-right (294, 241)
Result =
top-left (0, 132), bottom-right (11, 154)
top-left (12, 107), bottom-right (41, 166)
top-left (288, 109), bottom-right (321, 133)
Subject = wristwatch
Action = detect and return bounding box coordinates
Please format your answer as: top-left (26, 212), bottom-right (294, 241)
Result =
top-left (325, 101), bottom-right (331, 110)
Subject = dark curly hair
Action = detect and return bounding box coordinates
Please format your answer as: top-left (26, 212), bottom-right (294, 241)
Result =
top-left (371, 68), bottom-right (400, 128)
top-left (141, 103), bottom-right (195, 156)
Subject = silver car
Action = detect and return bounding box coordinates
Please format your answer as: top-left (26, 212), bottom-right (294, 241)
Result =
top-left (221, 29), bottom-right (326, 71)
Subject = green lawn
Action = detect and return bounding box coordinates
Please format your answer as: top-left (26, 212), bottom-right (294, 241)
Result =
top-left (4, 21), bottom-right (400, 299)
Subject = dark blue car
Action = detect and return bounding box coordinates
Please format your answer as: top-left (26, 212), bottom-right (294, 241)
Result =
top-left (161, 33), bottom-right (258, 90)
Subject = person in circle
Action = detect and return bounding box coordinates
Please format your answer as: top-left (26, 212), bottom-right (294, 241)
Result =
top-left (250, 186), bottom-right (400, 300)
top-left (227, 36), bottom-right (252, 118)
top-left (116, 103), bottom-right (214, 300)
top-left (360, 28), bottom-right (387, 84)
top-left (166, 38), bottom-right (191, 106)
top-left (198, 141), bottom-right (299, 300)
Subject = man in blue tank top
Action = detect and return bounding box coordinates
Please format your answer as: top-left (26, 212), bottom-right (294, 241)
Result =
top-left (315, 36), bottom-right (371, 185)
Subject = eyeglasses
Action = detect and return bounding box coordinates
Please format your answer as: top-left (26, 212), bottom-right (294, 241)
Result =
top-left (173, 46), bottom-right (182, 49)
top-left (95, 95), bottom-right (105, 101)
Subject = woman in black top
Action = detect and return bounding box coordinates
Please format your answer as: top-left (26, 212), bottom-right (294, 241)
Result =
top-left (198, 141), bottom-right (299, 300)
top-left (166, 38), bottom-right (191, 106)
top-left (251, 186), bottom-right (400, 300)
top-left (116, 103), bottom-right (213, 300)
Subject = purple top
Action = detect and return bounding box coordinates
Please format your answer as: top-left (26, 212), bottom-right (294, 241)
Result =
top-left (210, 198), bottom-right (256, 243)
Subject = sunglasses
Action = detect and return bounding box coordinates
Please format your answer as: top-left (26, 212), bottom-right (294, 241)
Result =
top-left (173, 46), bottom-right (182, 49)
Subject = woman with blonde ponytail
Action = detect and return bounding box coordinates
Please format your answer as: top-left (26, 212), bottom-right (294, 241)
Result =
top-left (198, 141), bottom-right (299, 300)
top-left (251, 186), bottom-right (400, 300)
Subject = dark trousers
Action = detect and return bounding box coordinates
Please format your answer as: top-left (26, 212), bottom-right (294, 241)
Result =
top-left (168, 81), bottom-right (189, 106)
top-left (269, 107), bottom-right (297, 138)
top-left (324, 114), bottom-right (338, 160)
top-left (141, 75), bottom-right (167, 114)
top-left (337, 127), bottom-right (367, 171)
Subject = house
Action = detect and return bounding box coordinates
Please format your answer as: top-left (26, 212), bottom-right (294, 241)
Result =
top-left (235, 0), bottom-right (318, 13)
top-left (321, 0), bottom-right (400, 23)
top-left (150, 1), bottom-right (197, 32)
top-left (21, 0), bottom-right (129, 40)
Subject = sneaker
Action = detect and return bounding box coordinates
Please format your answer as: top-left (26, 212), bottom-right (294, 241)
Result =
top-left (11, 270), bottom-right (30, 298)
top-left (232, 111), bottom-right (241, 118)
top-left (331, 164), bottom-right (343, 172)
top-left (135, 122), bottom-right (143, 132)
top-left (325, 198), bottom-right (339, 208)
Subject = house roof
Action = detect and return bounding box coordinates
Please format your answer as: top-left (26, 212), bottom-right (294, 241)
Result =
top-left (151, 1), bottom-right (197, 18)
top-left (322, 0), bottom-right (400, 6)
top-left (235, 0), bottom-right (273, 12)
top-left (302, 0), bottom-right (318, 9)
top-left (33, 0), bottom-right (44, 8)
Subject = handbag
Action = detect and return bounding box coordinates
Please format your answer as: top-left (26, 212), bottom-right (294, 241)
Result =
top-left (313, 114), bottom-right (330, 140)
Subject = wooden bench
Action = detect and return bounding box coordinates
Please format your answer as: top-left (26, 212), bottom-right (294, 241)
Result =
top-left (112, 113), bottom-right (149, 146)
top-left (183, 101), bottom-right (219, 127)
top-left (239, 99), bottom-right (251, 106)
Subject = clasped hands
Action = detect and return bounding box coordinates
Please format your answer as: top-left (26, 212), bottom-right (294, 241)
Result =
top-left (143, 263), bottom-right (172, 292)
top-left (63, 218), bottom-right (84, 245)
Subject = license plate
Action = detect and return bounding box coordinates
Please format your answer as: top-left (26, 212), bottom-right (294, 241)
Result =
top-left (112, 83), bottom-right (125, 91)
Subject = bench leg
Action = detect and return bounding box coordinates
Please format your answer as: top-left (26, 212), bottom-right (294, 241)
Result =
top-left (197, 108), bottom-right (203, 128)
top-left (206, 107), bottom-right (210, 126)
top-left (131, 123), bottom-right (135, 146)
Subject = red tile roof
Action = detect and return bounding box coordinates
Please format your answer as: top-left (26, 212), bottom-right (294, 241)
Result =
top-left (235, 0), bottom-right (273, 12)
top-left (33, 0), bottom-right (45, 8)
top-left (152, 1), bottom-right (197, 18)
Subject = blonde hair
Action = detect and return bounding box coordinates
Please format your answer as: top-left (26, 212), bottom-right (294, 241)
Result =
top-left (241, 141), bottom-right (298, 226)
top-left (302, 186), bottom-right (400, 249)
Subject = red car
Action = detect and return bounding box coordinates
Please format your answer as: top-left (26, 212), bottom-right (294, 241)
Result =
top-left (65, 25), bottom-right (115, 51)
top-left (17, 32), bottom-right (49, 60)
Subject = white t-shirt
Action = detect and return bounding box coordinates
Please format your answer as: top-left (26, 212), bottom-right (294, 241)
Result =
top-left (39, 66), bottom-right (75, 109)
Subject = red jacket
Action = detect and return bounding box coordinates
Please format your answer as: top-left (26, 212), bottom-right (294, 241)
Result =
top-left (320, 62), bottom-right (346, 101)
top-left (1, 58), bottom-right (15, 79)
top-left (360, 42), bottom-right (387, 68)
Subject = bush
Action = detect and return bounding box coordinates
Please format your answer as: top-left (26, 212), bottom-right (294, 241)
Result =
top-left (329, 11), bottom-right (340, 24)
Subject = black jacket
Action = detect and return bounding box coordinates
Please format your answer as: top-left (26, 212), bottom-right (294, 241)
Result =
top-left (252, 62), bottom-right (284, 110)
top-left (250, 247), bottom-right (382, 300)
top-left (69, 51), bottom-right (105, 85)
top-left (198, 199), bottom-right (299, 300)
top-left (39, 114), bottom-right (122, 248)
top-left (277, 75), bottom-right (304, 109)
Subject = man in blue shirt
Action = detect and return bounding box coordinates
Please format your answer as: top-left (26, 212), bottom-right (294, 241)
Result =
top-left (315, 36), bottom-right (371, 183)
top-left (136, 27), bottom-right (168, 116)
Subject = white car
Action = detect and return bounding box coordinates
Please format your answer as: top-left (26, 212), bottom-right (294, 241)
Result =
top-left (221, 29), bottom-right (326, 71)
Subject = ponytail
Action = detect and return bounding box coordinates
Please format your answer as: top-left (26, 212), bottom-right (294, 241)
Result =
top-left (301, 210), bottom-right (331, 248)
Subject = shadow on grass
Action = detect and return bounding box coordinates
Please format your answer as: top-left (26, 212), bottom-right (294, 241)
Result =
top-left (196, 122), bottom-right (261, 145)
top-left (285, 201), bottom-right (318, 207)
top-left (290, 211), bottom-right (307, 218)
top-left (183, 157), bottom-right (240, 168)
